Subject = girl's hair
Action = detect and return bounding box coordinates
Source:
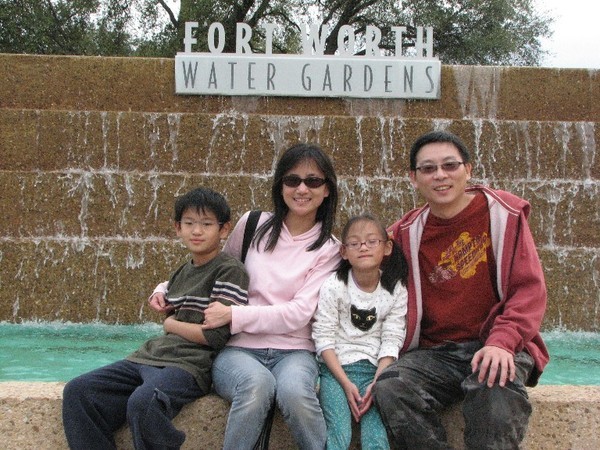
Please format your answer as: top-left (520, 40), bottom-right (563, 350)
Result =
top-left (254, 143), bottom-right (338, 252)
top-left (336, 213), bottom-right (408, 294)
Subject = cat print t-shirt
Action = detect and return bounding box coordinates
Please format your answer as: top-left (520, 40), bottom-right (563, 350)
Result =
top-left (312, 270), bottom-right (408, 366)
top-left (418, 192), bottom-right (499, 347)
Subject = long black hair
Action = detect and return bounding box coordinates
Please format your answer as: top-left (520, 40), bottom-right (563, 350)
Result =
top-left (254, 143), bottom-right (338, 252)
top-left (336, 213), bottom-right (408, 294)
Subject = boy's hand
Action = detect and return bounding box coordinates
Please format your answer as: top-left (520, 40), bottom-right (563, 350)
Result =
top-left (163, 315), bottom-right (177, 333)
top-left (148, 292), bottom-right (173, 313)
top-left (201, 302), bottom-right (232, 329)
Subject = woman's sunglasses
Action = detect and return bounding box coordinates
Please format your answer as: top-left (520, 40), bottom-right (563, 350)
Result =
top-left (282, 175), bottom-right (327, 188)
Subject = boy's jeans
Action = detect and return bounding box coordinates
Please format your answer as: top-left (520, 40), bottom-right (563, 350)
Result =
top-left (62, 360), bottom-right (204, 450)
top-left (212, 346), bottom-right (326, 450)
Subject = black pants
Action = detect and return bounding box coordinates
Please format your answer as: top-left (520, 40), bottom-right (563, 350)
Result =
top-left (62, 360), bottom-right (205, 450)
top-left (373, 341), bottom-right (534, 450)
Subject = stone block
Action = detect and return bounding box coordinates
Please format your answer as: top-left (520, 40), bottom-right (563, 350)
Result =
top-left (1, 383), bottom-right (598, 449)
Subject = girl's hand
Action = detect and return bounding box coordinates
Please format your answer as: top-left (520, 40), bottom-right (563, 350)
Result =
top-left (148, 292), bottom-right (174, 313)
top-left (358, 382), bottom-right (375, 416)
top-left (342, 382), bottom-right (363, 422)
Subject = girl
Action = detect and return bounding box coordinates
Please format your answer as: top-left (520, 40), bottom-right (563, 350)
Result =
top-left (312, 213), bottom-right (408, 450)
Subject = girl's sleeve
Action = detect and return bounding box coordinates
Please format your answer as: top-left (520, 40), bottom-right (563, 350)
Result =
top-left (378, 283), bottom-right (408, 360)
top-left (312, 275), bottom-right (340, 356)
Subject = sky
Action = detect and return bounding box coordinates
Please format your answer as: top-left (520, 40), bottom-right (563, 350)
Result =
top-left (537, 0), bottom-right (600, 69)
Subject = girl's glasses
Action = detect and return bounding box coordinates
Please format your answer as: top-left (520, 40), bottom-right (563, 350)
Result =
top-left (344, 239), bottom-right (386, 250)
top-left (282, 175), bottom-right (327, 188)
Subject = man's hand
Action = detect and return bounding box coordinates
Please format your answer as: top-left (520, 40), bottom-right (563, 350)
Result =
top-left (471, 345), bottom-right (515, 387)
top-left (148, 292), bottom-right (174, 313)
top-left (201, 302), bottom-right (232, 329)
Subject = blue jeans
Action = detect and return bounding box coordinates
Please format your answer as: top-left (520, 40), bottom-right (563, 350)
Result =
top-left (319, 360), bottom-right (389, 450)
top-left (212, 346), bottom-right (326, 450)
top-left (62, 360), bottom-right (205, 450)
top-left (373, 341), bottom-right (534, 450)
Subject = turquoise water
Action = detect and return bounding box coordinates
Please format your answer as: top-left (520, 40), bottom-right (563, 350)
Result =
top-left (0, 322), bottom-right (598, 385)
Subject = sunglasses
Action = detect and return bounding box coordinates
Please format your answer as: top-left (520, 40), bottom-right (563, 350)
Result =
top-left (282, 175), bottom-right (327, 188)
top-left (415, 161), bottom-right (465, 175)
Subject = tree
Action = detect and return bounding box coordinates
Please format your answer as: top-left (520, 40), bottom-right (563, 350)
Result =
top-left (138, 0), bottom-right (553, 65)
top-left (0, 0), bottom-right (553, 66)
top-left (0, 0), bottom-right (132, 56)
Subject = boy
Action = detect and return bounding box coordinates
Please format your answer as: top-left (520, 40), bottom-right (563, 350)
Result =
top-left (62, 187), bottom-right (249, 450)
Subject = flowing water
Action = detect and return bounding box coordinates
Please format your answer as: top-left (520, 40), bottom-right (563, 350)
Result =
top-left (0, 322), bottom-right (598, 385)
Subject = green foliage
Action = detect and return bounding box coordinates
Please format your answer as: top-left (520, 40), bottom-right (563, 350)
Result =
top-left (0, 0), bottom-right (134, 55)
top-left (0, 0), bottom-right (553, 66)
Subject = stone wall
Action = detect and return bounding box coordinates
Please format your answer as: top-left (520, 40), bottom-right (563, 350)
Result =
top-left (2, 383), bottom-right (599, 450)
top-left (0, 54), bottom-right (598, 330)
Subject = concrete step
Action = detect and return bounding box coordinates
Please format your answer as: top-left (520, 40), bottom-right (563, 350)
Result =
top-left (1, 382), bottom-right (598, 449)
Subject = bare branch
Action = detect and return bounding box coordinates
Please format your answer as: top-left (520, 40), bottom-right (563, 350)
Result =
top-left (157, 0), bottom-right (178, 28)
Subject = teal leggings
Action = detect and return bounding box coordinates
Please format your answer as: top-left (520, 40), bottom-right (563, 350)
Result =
top-left (319, 360), bottom-right (389, 450)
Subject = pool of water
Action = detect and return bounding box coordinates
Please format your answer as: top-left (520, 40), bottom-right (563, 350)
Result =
top-left (0, 322), bottom-right (598, 385)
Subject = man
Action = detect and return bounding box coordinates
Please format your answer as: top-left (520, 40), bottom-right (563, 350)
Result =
top-left (373, 130), bottom-right (549, 449)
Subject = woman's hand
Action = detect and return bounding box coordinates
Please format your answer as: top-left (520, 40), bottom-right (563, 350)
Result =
top-left (201, 302), bottom-right (232, 329)
top-left (148, 292), bottom-right (174, 313)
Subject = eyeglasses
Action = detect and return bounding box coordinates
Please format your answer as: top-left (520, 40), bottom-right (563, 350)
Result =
top-left (415, 161), bottom-right (465, 175)
top-left (179, 220), bottom-right (222, 229)
top-left (282, 175), bottom-right (327, 188)
top-left (344, 239), bottom-right (386, 251)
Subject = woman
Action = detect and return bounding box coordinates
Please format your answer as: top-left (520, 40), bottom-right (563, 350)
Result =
top-left (153, 143), bottom-right (340, 449)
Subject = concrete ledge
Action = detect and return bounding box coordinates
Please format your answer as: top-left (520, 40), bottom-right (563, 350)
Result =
top-left (1, 382), bottom-right (598, 449)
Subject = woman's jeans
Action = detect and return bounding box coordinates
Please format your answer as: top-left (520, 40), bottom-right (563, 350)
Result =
top-left (319, 360), bottom-right (389, 450)
top-left (212, 346), bottom-right (326, 450)
top-left (373, 341), bottom-right (535, 450)
top-left (62, 360), bottom-right (205, 450)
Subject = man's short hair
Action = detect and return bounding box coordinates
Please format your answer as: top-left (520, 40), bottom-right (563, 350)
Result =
top-left (409, 131), bottom-right (471, 170)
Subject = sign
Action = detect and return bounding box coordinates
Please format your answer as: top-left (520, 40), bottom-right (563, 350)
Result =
top-left (175, 22), bottom-right (441, 99)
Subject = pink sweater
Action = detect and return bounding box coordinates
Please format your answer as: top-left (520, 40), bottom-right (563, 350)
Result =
top-left (223, 211), bottom-right (341, 352)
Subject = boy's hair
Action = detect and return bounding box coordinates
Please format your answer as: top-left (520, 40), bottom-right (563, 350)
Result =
top-left (174, 187), bottom-right (231, 225)
top-left (255, 143), bottom-right (338, 252)
top-left (336, 213), bottom-right (408, 294)
top-left (409, 130), bottom-right (471, 171)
